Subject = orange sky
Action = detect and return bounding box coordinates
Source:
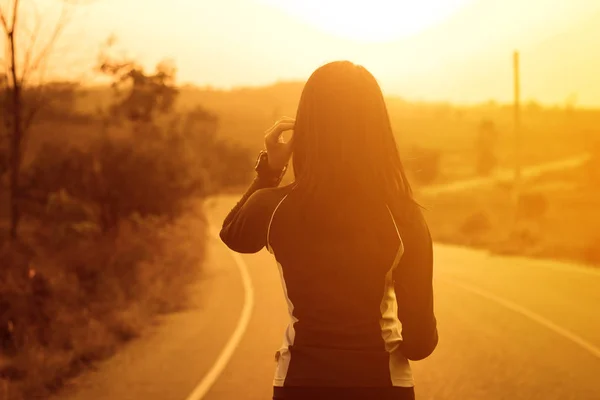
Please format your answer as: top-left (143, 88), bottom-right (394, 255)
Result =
top-left (7, 0), bottom-right (600, 106)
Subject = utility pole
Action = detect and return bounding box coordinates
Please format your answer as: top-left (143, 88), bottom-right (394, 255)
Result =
top-left (513, 51), bottom-right (522, 189)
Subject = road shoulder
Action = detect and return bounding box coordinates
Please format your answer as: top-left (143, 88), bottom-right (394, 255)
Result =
top-left (57, 235), bottom-right (245, 400)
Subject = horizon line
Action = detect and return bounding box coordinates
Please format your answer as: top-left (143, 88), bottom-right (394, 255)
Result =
top-left (74, 79), bottom-right (595, 110)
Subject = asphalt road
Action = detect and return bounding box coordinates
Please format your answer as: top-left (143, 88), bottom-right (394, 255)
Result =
top-left (59, 193), bottom-right (600, 400)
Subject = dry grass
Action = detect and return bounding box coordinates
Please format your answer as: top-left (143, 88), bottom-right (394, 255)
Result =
top-left (0, 205), bottom-right (207, 400)
top-left (419, 161), bottom-right (600, 267)
top-left (0, 96), bottom-right (253, 399)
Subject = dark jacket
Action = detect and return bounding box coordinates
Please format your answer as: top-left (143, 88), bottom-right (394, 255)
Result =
top-left (221, 177), bottom-right (438, 388)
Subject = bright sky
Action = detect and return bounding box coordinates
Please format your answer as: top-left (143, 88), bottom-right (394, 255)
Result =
top-left (17, 0), bottom-right (600, 105)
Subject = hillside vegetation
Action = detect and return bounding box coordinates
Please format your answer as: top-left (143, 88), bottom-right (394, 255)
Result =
top-left (0, 59), bottom-right (252, 400)
top-left (73, 81), bottom-right (592, 185)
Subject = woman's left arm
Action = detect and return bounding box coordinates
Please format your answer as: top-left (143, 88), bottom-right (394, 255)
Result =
top-left (220, 118), bottom-right (295, 253)
top-left (220, 177), bottom-right (285, 253)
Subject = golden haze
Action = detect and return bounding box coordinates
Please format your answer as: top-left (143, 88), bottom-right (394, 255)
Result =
top-left (16, 0), bottom-right (600, 106)
top-left (1, 1), bottom-right (600, 399)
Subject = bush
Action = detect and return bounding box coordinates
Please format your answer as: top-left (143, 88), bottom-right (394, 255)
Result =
top-left (1, 211), bottom-right (205, 400)
top-left (2, 108), bottom-right (241, 399)
top-left (21, 113), bottom-right (252, 233)
top-left (2, 51), bottom-right (248, 398)
top-left (22, 134), bottom-right (200, 232)
top-left (516, 191), bottom-right (548, 222)
top-left (176, 109), bottom-right (254, 190)
top-left (460, 211), bottom-right (492, 240)
top-left (476, 150), bottom-right (497, 176)
top-left (475, 119), bottom-right (498, 176)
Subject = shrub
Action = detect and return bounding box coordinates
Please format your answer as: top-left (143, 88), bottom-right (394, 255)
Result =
top-left (476, 150), bottom-right (497, 176)
top-left (20, 113), bottom-right (251, 232)
top-left (510, 226), bottom-right (539, 251)
top-left (89, 130), bottom-right (207, 229)
top-left (4, 108), bottom-right (232, 399)
top-left (475, 119), bottom-right (498, 176)
top-left (459, 211), bottom-right (492, 244)
top-left (1, 211), bottom-right (205, 400)
top-left (516, 191), bottom-right (548, 222)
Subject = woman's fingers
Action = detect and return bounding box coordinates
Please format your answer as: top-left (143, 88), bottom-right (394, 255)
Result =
top-left (266, 117), bottom-right (295, 133)
top-left (274, 121), bottom-right (295, 133)
top-left (263, 118), bottom-right (295, 170)
top-left (265, 119), bottom-right (295, 144)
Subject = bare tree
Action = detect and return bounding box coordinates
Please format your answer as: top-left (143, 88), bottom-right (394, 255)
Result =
top-left (0, 0), bottom-right (74, 239)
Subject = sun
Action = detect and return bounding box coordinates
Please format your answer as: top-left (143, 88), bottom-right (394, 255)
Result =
top-left (261, 0), bottom-right (473, 43)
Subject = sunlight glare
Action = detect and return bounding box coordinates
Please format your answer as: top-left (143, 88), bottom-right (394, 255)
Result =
top-left (260, 0), bottom-right (473, 43)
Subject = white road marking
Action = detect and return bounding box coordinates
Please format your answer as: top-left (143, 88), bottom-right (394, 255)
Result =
top-left (442, 277), bottom-right (600, 359)
top-left (188, 159), bottom-right (596, 399)
top-left (185, 228), bottom-right (255, 400)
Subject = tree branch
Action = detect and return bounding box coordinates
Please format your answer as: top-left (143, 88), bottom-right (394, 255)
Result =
top-left (20, 1), bottom-right (42, 81)
top-left (8, 0), bottom-right (20, 88)
top-left (20, 1), bottom-right (70, 85)
top-left (0, 7), bottom-right (9, 34)
top-left (11, 0), bottom-right (19, 32)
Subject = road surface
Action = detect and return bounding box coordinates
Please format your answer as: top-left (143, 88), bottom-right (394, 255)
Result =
top-left (59, 194), bottom-right (600, 400)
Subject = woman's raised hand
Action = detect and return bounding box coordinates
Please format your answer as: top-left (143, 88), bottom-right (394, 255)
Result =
top-left (264, 117), bottom-right (295, 171)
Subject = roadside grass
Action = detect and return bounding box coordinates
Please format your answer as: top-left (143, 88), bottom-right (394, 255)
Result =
top-left (419, 160), bottom-right (600, 267)
top-left (1, 205), bottom-right (207, 400)
top-left (1, 107), bottom-right (250, 399)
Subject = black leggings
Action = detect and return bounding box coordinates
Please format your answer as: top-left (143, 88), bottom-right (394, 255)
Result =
top-left (273, 386), bottom-right (416, 400)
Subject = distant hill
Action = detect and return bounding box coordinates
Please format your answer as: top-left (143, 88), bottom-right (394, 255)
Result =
top-left (176, 81), bottom-right (304, 149)
top-left (16, 76), bottom-right (593, 187)
top-left (170, 82), bottom-right (591, 179)
top-left (71, 77), bottom-right (593, 174)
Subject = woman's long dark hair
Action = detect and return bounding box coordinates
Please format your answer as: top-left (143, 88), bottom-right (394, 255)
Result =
top-left (292, 61), bottom-right (414, 217)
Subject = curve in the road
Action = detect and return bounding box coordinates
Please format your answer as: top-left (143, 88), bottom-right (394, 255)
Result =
top-left (185, 228), bottom-right (255, 400)
top-left (442, 277), bottom-right (600, 359)
top-left (193, 194), bottom-right (598, 400)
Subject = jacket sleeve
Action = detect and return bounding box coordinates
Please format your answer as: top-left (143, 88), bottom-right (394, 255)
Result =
top-left (393, 207), bottom-right (438, 361)
top-left (219, 177), bottom-right (286, 254)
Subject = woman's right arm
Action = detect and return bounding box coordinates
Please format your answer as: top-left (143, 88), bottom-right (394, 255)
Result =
top-left (393, 209), bottom-right (438, 361)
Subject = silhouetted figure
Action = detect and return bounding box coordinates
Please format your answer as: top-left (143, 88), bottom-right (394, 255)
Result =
top-left (221, 61), bottom-right (438, 400)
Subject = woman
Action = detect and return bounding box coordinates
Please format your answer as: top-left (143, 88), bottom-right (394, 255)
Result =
top-left (220, 61), bottom-right (438, 400)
